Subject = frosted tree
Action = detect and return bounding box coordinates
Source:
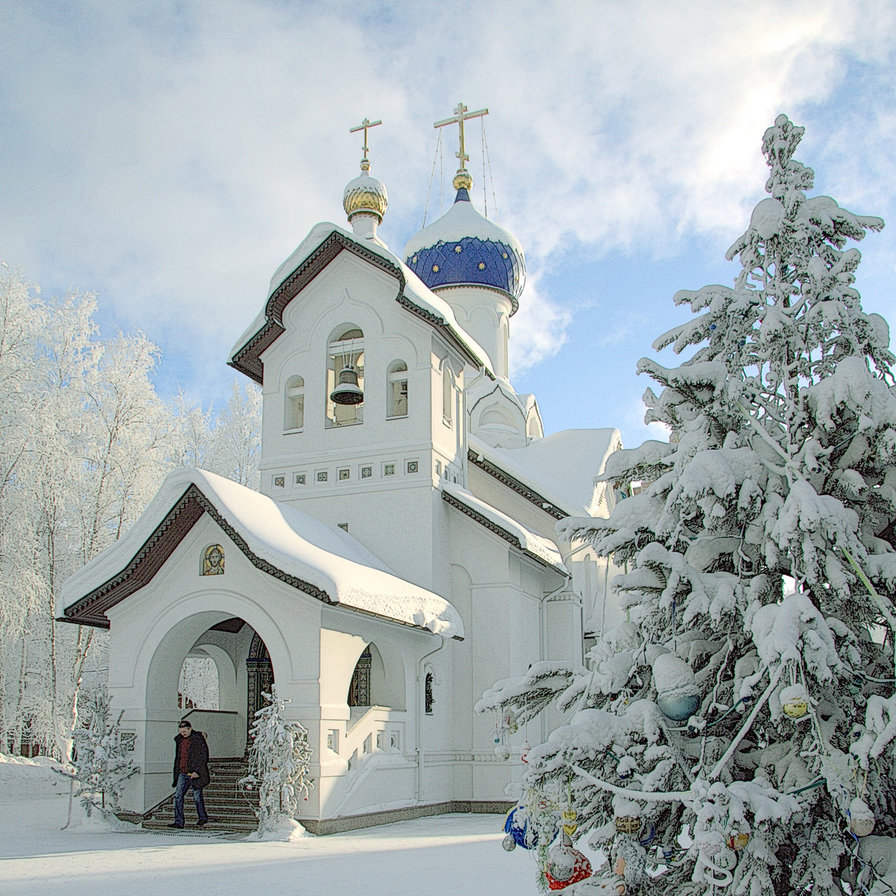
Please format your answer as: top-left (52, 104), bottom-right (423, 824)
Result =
top-left (240, 686), bottom-right (313, 836)
top-left (480, 116), bottom-right (896, 895)
top-left (60, 692), bottom-right (138, 821)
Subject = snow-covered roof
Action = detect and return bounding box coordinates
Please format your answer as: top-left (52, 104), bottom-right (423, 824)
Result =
top-left (468, 429), bottom-right (622, 518)
top-left (441, 482), bottom-right (566, 572)
top-left (59, 468), bottom-right (463, 638)
top-left (229, 223), bottom-right (494, 382)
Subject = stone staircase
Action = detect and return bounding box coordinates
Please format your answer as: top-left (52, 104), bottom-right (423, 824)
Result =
top-left (142, 758), bottom-right (259, 834)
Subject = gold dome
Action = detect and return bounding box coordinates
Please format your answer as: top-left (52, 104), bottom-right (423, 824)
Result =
top-left (452, 168), bottom-right (473, 192)
top-left (343, 161), bottom-right (388, 222)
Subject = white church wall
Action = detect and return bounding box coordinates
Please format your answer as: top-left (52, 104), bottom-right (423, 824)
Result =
top-left (443, 511), bottom-right (554, 802)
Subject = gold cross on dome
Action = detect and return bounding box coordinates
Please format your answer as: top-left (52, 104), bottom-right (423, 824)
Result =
top-left (434, 102), bottom-right (488, 169)
top-left (349, 117), bottom-right (383, 164)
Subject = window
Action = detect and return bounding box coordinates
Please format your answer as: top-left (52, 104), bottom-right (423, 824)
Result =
top-left (284, 375), bottom-right (304, 431)
top-left (442, 364), bottom-right (454, 426)
top-left (425, 671), bottom-right (434, 714)
top-left (387, 360), bottom-right (408, 418)
top-left (326, 327), bottom-right (364, 427)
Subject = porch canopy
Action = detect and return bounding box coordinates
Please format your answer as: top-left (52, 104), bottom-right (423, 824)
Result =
top-left (58, 468), bottom-right (463, 639)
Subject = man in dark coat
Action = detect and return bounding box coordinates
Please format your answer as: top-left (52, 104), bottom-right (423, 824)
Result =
top-left (170, 719), bottom-right (210, 828)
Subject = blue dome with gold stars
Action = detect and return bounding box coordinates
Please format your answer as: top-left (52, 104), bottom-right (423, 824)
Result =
top-left (403, 187), bottom-right (526, 310)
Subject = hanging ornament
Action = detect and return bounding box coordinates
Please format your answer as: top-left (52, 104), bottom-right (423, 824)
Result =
top-left (613, 795), bottom-right (642, 835)
top-left (520, 739), bottom-right (530, 763)
top-left (848, 797), bottom-right (876, 837)
top-left (779, 683), bottom-right (810, 720)
top-left (494, 743), bottom-right (510, 760)
top-left (727, 830), bottom-right (750, 850)
top-left (503, 804), bottom-right (538, 850)
top-left (544, 832), bottom-right (593, 890)
top-left (615, 814), bottom-right (641, 835)
top-left (652, 653), bottom-right (701, 721)
top-left (561, 808), bottom-right (578, 837)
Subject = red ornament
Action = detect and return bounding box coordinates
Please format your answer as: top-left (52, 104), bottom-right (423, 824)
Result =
top-left (544, 842), bottom-right (593, 890)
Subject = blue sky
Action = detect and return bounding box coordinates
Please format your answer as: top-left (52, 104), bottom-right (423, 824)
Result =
top-left (2, 0), bottom-right (895, 448)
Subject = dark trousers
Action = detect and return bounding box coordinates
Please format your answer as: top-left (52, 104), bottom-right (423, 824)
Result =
top-left (174, 773), bottom-right (208, 826)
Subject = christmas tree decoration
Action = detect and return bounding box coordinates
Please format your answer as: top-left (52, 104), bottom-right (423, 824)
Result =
top-left (614, 814), bottom-right (642, 835)
top-left (562, 807), bottom-right (578, 836)
top-left (779, 683), bottom-right (810, 719)
top-left (652, 652), bottom-right (701, 721)
top-left (503, 804), bottom-right (538, 849)
top-left (521, 739), bottom-right (530, 763)
top-left (544, 832), bottom-right (593, 890)
top-left (727, 830), bottom-right (750, 850)
top-left (848, 797), bottom-right (876, 837)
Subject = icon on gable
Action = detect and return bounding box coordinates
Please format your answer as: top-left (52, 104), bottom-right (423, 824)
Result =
top-left (202, 544), bottom-right (225, 576)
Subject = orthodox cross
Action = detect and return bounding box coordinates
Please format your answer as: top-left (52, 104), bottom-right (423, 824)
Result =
top-left (434, 102), bottom-right (488, 169)
top-left (349, 117), bottom-right (383, 164)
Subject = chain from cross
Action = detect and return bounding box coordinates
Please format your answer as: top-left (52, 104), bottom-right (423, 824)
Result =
top-left (349, 117), bottom-right (383, 162)
top-left (434, 102), bottom-right (489, 169)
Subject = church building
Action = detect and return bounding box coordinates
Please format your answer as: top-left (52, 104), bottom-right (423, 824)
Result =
top-left (58, 107), bottom-right (623, 833)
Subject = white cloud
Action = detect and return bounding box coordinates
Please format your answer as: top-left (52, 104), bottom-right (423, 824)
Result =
top-left (1, 0), bottom-right (894, 409)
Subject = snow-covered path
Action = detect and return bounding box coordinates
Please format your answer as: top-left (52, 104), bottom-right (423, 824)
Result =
top-left (1, 761), bottom-right (538, 896)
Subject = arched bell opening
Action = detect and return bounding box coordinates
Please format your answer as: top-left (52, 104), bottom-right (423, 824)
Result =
top-left (326, 325), bottom-right (365, 426)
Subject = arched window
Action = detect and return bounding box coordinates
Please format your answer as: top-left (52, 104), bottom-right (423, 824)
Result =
top-left (326, 327), bottom-right (364, 427)
top-left (348, 647), bottom-right (372, 707)
top-left (442, 363), bottom-right (454, 426)
top-left (387, 360), bottom-right (408, 418)
top-left (424, 671), bottom-right (434, 715)
top-left (284, 375), bottom-right (304, 431)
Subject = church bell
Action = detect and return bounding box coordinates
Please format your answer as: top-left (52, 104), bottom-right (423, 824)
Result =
top-left (330, 365), bottom-right (364, 405)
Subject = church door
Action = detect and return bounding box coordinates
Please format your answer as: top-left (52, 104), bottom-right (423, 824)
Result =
top-left (246, 633), bottom-right (274, 742)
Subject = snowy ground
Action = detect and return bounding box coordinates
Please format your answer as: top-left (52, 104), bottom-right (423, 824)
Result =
top-left (1, 755), bottom-right (540, 896)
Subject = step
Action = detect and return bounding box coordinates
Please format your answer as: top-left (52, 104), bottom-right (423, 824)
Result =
top-left (142, 759), bottom-right (260, 834)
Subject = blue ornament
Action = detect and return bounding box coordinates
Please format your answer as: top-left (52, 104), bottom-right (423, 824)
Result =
top-left (504, 806), bottom-right (536, 849)
top-left (657, 692), bottom-right (701, 721)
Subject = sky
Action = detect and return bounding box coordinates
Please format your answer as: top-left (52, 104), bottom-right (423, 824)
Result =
top-left (2, 0), bottom-right (896, 448)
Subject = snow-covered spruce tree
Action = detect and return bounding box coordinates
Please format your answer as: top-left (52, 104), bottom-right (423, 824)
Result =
top-left (479, 116), bottom-right (896, 895)
top-left (240, 686), bottom-right (313, 836)
top-left (60, 692), bottom-right (138, 821)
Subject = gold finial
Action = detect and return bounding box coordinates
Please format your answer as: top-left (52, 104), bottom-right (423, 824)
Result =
top-left (350, 117), bottom-right (383, 171)
top-left (434, 102), bottom-right (488, 190)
